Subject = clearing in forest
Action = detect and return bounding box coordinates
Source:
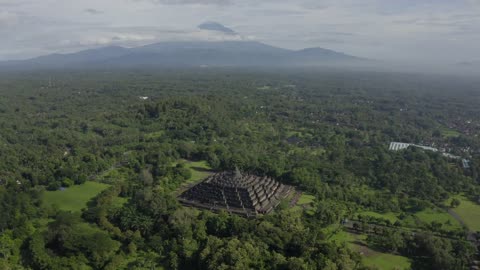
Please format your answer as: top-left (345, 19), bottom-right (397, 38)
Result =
top-left (184, 160), bottom-right (213, 183)
top-left (175, 159), bottom-right (214, 184)
top-left (329, 229), bottom-right (411, 270)
top-left (43, 181), bottom-right (110, 212)
top-left (446, 195), bottom-right (480, 231)
top-left (403, 208), bottom-right (463, 231)
top-left (358, 207), bottom-right (463, 232)
top-left (296, 194), bottom-right (315, 205)
top-left (440, 127), bottom-right (461, 138)
top-left (358, 211), bottom-right (399, 223)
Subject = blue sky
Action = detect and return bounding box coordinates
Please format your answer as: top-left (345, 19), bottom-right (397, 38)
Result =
top-left (0, 0), bottom-right (479, 63)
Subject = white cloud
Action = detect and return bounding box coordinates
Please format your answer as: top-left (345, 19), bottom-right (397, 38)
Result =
top-left (132, 0), bottom-right (232, 5)
top-left (0, 11), bottom-right (18, 27)
top-left (84, 8), bottom-right (103, 15)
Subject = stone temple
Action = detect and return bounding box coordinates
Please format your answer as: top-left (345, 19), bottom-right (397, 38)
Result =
top-left (178, 169), bottom-right (294, 217)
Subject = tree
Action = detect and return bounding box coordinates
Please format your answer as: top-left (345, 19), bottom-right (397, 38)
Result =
top-left (0, 231), bottom-right (18, 263)
top-left (140, 169), bottom-right (153, 186)
top-left (62, 177), bottom-right (74, 187)
top-left (450, 198), bottom-right (461, 208)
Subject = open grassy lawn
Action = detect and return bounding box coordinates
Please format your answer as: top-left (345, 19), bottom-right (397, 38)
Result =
top-left (44, 181), bottom-right (110, 212)
top-left (362, 251), bottom-right (411, 270)
top-left (359, 207), bottom-right (462, 232)
top-left (440, 127), bottom-right (461, 138)
top-left (328, 229), bottom-right (411, 270)
top-left (412, 208), bottom-right (462, 231)
top-left (358, 211), bottom-right (399, 223)
top-left (446, 195), bottom-right (480, 231)
top-left (180, 160), bottom-right (213, 184)
top-left (328, 229), bottom-right (359, 243)
top-left (297, 194), bottom-right (315, 205)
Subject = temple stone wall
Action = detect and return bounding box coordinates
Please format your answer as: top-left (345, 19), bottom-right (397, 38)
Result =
top-left (178, 170), bottom-right (294, 217)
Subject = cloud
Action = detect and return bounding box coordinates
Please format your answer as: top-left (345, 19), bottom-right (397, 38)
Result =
top-left (133, 0), bottom-right (231, 5)
top-left (0, 11), bottom-right (18, 27)
top-left (0, 0), bottom-right (27, 7)
top-left (325, 31), bottom-right (355, 36)
top-left (306, 38), bottom-right (346, 44)
top-left (198, 21), bottom-right (236, 34)
top-left (22, 25), bottom-right (250, 55)
top-left (84, 8), bottom-right (103, 15)
top-left (299, 2), bottom-right (330, 10)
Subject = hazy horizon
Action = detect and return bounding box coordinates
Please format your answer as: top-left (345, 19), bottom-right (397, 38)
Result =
top-left (1, 0), bottom-right (480, 65)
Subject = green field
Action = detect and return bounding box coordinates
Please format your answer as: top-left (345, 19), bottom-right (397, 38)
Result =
top-left (362, 251), bottom-right (411, 270)
top-left (44, 181), bottom-right (110, 212)
top-left (180, 160), bottom-right (213, 184)
top-left (328, 229), bottom-right (411, 270)
top-left (328, 228), bottom-right (359, 243)
top-left (447, 195), bottom-right (480, 231)
top-left (440, 127), bottom-right (461, 138)
top-left (358, 211), bottom-right (399, 223)
top-left (405, 208), bottom-right (462, 231)
top-left (358, 207), bottom-right (462, 232)
top-left (297, 194), bottom-right (315, 205)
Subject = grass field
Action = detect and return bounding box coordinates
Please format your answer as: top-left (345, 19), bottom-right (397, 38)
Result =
top-left (446, 195), bottom-right (480, 231)
top-left (179, 160), bottom-right (213, 184)
top-left (406, 208), bottom-right (462, 231)
top-left (362, 251), bottom-right (411, 270)
top-left (297, 194), bottom-right (315, 205)
top-left (440, 127), bottom-right (461, 138)
top-left (44, 181), bottom-right (110, 212)
top-left (328, 228), bottom-right (359, 243)
top-left (358, 211), bottom-right (399, 223)
top-left (359, 207), bottom-right (462, 232)
top-left (328, 229), bottom-right (411, 270)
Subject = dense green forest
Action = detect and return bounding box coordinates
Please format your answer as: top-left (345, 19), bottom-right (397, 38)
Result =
top-left (1, 69), bottom-right (479, 270)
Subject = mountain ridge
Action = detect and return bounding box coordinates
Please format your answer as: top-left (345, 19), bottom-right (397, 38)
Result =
top-left (0, 41), bottom-right (367, 70)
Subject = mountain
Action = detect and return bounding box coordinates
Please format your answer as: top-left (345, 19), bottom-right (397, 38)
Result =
top-left (1, 46), bottom-right (130, 69)
top-left (293, 48), bottom-right (362, 62)
top-left (0, 41), bottom-right (367, 70)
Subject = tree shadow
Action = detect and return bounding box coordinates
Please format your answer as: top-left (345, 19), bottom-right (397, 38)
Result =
top-left (190, 166), bottom-right (213, 172)
top-left (351, 240), bottom-right (368, 247)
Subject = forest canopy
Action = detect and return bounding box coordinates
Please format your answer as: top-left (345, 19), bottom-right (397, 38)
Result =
top-left (0, 69), bottom-right (479, 270)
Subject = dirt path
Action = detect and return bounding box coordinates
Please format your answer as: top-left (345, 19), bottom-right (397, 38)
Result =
top-left (289, 191), bottom-right (302, 207)
top-left (446, 208), bottom-right (477, 242)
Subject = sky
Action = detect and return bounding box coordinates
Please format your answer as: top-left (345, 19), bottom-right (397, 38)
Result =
top-left (1, 0), bottom-right (479, 64)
